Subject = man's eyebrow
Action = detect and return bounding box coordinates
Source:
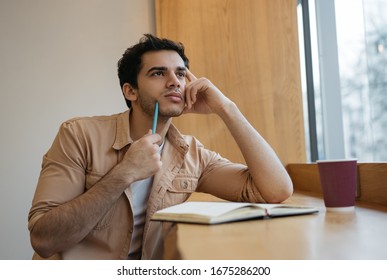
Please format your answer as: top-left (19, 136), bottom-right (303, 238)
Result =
top-left (146, 66), bottom-right (167, 74)
top-left (146, 66), bottom-right (187, 74)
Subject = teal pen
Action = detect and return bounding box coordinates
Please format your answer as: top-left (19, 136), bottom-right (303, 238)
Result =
top-left (152, 101), bottom-right (158, 134)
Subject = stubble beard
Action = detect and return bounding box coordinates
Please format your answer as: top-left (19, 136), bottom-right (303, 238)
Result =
top-left (137, 93), bottom-right (184, 119)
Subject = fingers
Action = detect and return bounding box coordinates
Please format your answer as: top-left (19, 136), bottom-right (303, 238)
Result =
top-left (139, 132), bottom-right (163, 173)
top-left (132, 131), bottom-right (162, 156)
top-left (185, 70), bottom-right (200, 109)
top-left (143, 129), bottom-right (161, 144)
top-left (123, 131), bottom-right (163, 181)
top-left (184, 70), bottom-right (221, 113)
top-left (186, 68), bottom-right (197, 82)
top-left (185, 83), bottom-right (196, 109)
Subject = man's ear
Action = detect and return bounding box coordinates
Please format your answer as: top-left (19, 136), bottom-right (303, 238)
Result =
top-left (122, 83), bottom-right (138, 102)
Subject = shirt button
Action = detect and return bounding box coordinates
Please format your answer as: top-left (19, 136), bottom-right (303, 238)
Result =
top-left (181, 181), bottom-right (188, 189)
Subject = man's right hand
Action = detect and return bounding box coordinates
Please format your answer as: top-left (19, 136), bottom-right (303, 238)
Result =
top-left (117, 130), bottom-right (162, 184)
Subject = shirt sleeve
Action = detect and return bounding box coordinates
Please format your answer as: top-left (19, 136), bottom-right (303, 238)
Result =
top-left (28, 120), bottom-right (87, 231)
top-left (195, 141), bottom-right (266, 203)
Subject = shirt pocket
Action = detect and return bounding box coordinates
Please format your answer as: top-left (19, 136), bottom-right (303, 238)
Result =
top-left (162, 175), bottom-right (198, 208)
top-left (85, 172), bottom-right (117, 231)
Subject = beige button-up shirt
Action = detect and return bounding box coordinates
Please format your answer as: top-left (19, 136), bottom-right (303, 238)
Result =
top-left (28, 110), bottom-right (265, 259)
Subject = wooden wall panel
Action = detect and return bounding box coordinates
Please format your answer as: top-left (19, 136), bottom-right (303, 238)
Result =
top-left (286, 163), bottom-right (322, 194)
top-left (357, 163), bottom-right (387, 205)
top-left (156, 0), bottom-right (305, 165)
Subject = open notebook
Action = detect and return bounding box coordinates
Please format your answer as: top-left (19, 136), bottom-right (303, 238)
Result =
top-left (151, 201), bottom-right (319, 224)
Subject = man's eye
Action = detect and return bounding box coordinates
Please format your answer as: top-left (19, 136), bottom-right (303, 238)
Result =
top-left (177, 72), bottom-right (186, 78)
top-left (152, 71), bottom-right (163, 76)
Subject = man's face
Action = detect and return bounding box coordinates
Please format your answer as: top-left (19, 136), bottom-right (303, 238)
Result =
top-left (133, 50), bottom-right (187, 118)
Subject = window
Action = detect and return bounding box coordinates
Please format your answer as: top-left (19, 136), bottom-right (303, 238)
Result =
top-left (298, 0), bottom-right (387, 162)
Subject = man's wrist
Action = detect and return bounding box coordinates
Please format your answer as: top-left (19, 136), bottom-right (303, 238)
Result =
top-left (216, 100), bottom-right (238, 120)
top-left (102, 163), bottom-right (135, 190)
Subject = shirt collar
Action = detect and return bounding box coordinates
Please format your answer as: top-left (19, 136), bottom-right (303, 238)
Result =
top-left (112, 110), bottom-right (132, 150)
top-left (165, 123), bottom-right (189, 154)
top-left (112, 109), bottom-right (189, 154)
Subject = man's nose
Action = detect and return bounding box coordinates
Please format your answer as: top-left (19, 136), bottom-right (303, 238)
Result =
top-left (166, 73), bottom-right (181, 88)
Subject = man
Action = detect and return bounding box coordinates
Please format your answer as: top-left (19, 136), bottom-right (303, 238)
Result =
top-left (28, 34), bottom-right (293, 260)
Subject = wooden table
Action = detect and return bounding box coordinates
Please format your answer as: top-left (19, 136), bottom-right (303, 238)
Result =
top-left (163, 191), bottom-right (387, 259)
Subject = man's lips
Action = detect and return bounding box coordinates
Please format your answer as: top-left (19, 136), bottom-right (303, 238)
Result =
top-left (164, 91), bottom-right (183, 101)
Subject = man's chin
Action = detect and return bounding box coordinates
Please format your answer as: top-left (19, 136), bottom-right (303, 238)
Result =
top-left (160, 108), bottom-right (184, 118)
top-left (168, 111), bottom-right (184, 118)
top-left (159, 111), bottom-right (183, 118)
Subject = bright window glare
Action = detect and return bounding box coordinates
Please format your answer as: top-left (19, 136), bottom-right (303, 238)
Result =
top-left (335, 0), bottom-right (387, 161)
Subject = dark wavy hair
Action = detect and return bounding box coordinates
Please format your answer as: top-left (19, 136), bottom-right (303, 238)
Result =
top-left (117, 34), bottom-right (190, 108)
